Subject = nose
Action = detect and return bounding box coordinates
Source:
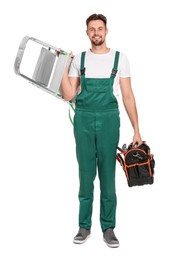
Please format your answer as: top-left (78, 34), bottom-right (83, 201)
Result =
top-left (94, 29), bottom-right (99, 35)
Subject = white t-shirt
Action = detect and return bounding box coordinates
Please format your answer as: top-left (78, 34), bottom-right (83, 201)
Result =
top-left (68, 49), bottom-right (130, 102)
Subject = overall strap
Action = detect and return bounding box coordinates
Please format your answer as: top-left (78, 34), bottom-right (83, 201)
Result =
top-left (111, 51), bottom-right (120, 78)
top-left (80, 51), bottom-right (86, 75)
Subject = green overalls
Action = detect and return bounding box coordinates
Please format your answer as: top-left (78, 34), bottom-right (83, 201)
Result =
top-left (74, 51), bottom-right (120, 232)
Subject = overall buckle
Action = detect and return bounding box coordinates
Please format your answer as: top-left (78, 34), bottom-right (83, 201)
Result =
top-left (111, 69), bottom-right (118, 77)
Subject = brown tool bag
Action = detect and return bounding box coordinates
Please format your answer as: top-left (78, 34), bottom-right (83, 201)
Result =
top-left (116, 142), bottom-right (155, 187)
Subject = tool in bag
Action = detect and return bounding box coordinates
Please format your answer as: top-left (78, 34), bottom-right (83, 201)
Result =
top-left (14, 36), bottom-right (72, 102)
top-left (116, 142), bottom-right (155, 187)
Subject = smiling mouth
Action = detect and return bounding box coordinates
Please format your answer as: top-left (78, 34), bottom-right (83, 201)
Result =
top-left (93, 36), bottom-right (102, 40)
top-left (91, 35), bottom-right (104, 46)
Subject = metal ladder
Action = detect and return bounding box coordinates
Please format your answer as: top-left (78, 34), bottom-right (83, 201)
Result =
top-left (14, 36), bottom-right (71, 102)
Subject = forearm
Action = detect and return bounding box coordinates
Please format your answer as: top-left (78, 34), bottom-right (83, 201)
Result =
top-left (122, 95), bottom-right (140, 134)
top-left (60, 69), bottom-right (74, 101)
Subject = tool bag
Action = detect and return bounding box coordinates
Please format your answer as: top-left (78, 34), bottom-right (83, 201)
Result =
top-left (116, 142), bottom-right (155, 187)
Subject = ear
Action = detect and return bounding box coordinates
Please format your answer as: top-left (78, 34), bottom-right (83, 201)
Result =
top-left (106, 27), bottom-right (108, 35)
top-left (86, 29), bottom-right (89, 36)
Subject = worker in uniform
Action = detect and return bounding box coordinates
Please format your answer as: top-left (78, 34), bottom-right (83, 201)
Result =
top-left (60, 13), bottom-right (142, 248)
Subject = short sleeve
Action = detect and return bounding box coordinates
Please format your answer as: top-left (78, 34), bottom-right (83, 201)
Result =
top-left (68, 53), bottom-right (81, 77)
top-left (118, 53), bottom-right (131, 78)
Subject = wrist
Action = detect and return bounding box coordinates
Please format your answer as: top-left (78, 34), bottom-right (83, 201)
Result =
top-left (134, 129), bottom-right (140, 134)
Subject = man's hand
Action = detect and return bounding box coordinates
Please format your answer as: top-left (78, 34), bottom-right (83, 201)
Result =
top-left (132, 132), bottom-right (143, 147)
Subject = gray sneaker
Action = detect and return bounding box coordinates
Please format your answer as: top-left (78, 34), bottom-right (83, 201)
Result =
top-left (103, 228), bottom-right (119, 248)
top-left (73, 228), bottom-right (90, 244)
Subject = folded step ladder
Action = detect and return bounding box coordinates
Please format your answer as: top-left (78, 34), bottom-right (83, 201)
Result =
top-left (14, 36), bottom-right (71, 102)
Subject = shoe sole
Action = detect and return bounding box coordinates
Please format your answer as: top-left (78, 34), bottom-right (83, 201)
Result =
top-left (103, 238), bottom-right (120, 248)
top-left (73, 235), bottom-right (90, 244)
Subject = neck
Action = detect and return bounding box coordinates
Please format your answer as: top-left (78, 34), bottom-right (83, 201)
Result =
top-left (90, 44), bottom-right (110, 54)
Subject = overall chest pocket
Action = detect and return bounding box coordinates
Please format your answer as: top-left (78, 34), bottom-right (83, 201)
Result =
top-left (85, 78), bottom-right (112, 93)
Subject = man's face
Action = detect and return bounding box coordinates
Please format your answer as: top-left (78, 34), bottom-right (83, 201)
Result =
top-left (86, 19), bottom-right (108, 46)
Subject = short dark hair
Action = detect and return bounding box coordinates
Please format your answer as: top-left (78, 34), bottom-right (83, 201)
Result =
top-left (86, 14), bottom-right (107, 27)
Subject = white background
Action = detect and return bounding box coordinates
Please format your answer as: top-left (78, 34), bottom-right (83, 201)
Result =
top-left (0, 0), bottom-right (174, 259)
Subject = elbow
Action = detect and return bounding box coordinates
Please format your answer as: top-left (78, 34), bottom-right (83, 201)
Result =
top-left (122, 93), bottom-right (135, 103)
top-left (63, 94), bottom-right (75, 102)
top-left (63, 96), bottom-right (72, 102)
top-left (63, 89), bottom-right (77, 102)
top-left (60, 87), bottom-right (74, 102)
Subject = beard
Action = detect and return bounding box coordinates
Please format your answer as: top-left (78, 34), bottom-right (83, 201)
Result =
top-left (91, 36), bottom-right (105, 46)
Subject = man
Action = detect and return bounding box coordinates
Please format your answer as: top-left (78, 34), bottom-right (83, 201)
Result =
top-left (60, 14), bottom-right (142, 248)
